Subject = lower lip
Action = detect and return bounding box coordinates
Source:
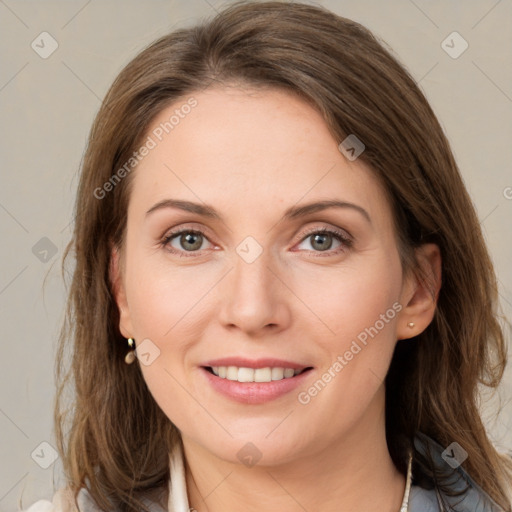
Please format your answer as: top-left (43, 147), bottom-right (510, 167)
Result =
top-left (200, 367), bottom-right (313, 404)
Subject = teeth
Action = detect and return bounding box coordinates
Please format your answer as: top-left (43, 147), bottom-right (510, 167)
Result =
top-left (238, 367), bottom-right (254, 382)
top-left (210, 366), bottom-right (302, 382)
top-left (271, 367), bottom-right (284, 380)
top-left (226, 366), bottom-right (238, 380)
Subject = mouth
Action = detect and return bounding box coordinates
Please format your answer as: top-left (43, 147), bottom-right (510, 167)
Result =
top-left (200, 364), bottom-right (314, 404)
top-left (202, 365), bottom-right (313, 383)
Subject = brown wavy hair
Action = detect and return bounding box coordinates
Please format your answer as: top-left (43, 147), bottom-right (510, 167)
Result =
top-left (46, 1), bottom-right (512, 510)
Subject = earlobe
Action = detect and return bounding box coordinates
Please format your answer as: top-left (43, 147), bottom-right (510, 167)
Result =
top-left (396, 243), bottom-right (442, 341)
top-left (109, 243), bottom-right (134, 339)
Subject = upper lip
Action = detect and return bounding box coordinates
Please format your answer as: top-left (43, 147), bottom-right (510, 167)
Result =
top-left (202, 357), bottom-right (312, 371)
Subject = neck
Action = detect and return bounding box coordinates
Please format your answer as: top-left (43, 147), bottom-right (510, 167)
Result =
top-left (182, 388), bottom-right (406, 512)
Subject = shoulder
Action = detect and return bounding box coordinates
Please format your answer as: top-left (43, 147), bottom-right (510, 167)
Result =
top-left (20, 486), bottom-right (169, 512)
top-left (20, 500), bottom-right (53, 512)
top-left (411, 432), bottom-right (507, 512)
top-left (409, 484), bottom-right (441, 511)
top-left (20, 487), bottom-right (102, 512)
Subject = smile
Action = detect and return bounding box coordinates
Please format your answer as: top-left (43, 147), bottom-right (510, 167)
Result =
top-left (200, 359), bottom-right (314, 404)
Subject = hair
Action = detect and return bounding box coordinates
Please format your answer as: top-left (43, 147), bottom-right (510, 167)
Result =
top-left (46, 1), bottom-right (512, 511)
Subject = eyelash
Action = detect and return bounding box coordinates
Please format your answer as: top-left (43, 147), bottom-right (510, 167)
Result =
top-left (160, 226), bottom-right (353, 258)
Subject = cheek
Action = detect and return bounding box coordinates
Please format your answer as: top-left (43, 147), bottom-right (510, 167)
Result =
top-left (125, 249), bottom-right (215, 339)
top-left (294, 256), bottom-right (402, 347)
top-left (295, 252), bottom-right (403, 406)
top-left (125, 253), bottom-right (214, 420)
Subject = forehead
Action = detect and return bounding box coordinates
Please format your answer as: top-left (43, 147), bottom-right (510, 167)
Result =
top-left (129, 86), bottom-right (391, 226)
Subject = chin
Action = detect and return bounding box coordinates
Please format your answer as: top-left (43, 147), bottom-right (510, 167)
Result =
top-left (200, 428), bottom-right (309, 467)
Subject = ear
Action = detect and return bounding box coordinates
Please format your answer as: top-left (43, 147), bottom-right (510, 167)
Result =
top-left (396, 243), bottom-right (442, 340)
top-left (109, 242), bottom-right (135, 339)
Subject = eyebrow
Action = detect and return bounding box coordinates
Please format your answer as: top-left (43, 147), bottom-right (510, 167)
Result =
top-left (145, 198), bottom-right (371, 224)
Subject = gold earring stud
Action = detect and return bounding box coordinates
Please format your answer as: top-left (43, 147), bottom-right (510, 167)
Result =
top-left (407, 322), bottom-right (415, 328)
top-left (124, 338), bottom-right (136, 364)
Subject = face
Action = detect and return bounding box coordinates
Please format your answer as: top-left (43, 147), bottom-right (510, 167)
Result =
top-left (112, 86), bottom-right (419, 466)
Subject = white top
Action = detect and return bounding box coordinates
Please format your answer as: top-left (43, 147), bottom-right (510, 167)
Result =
top-left (19, 443), bottom-right (413, 512)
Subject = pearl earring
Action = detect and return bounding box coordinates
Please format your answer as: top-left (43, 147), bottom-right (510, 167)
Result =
top-left (124, 338), bottom-right (136, 364)
top-left (407, 322), bottom-right (415, 328)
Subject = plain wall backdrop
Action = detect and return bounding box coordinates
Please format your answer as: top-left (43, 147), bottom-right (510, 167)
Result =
top-left (1, 0), bottom-right (511, 510)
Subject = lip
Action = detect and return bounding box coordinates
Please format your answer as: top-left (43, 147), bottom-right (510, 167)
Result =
top-left (202, 357), bottom-right (310, 371)
top-left (200, 364), bottom-right (314, 405)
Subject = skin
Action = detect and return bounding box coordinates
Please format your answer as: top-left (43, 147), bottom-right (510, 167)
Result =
top-left (111, 85), bottom-right (441, 512)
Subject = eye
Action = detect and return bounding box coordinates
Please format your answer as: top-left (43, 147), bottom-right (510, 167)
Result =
top-left (161, 229), bottom-right (213, 256)
top-left (160, 226), bottom-right (353, 257)
top-left (295, 227), bottom-right (353, 256)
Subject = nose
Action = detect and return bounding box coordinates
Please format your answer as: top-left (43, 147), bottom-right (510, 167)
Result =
top-left (217, 249), bottom-right (291, 337)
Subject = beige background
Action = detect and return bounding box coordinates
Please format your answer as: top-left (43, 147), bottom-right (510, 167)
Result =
top-left (1, 0), bottom-right (511, 510)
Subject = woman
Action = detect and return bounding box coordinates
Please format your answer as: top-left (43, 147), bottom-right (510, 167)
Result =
top-left (20, 1), bottom-right (512, 511)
